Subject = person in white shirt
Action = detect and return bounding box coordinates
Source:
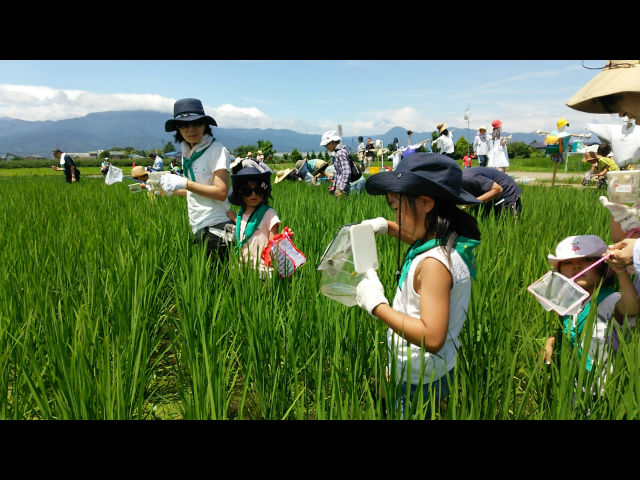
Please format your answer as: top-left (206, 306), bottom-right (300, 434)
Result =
top-left (431, 123), bottom-right (455, 156)
top-left (160, 98), bottom-right (233, 266)
top-left (356, 152), bottom-right (482, 418)
top-left (473, 126), bottom-right (490, 167)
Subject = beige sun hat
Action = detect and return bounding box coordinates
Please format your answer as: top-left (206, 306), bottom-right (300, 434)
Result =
top-left (131, 165), bottom-right (148, 179)
top-left (274, 168), bottom-right (293, 184)
top-left (566, 60), bottom-right (640, 113)
top-left (436, 123), bottom-right (448, 134)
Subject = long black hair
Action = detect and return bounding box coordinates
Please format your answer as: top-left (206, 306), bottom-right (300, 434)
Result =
top-left (403, 194), bottom-right (481, 267)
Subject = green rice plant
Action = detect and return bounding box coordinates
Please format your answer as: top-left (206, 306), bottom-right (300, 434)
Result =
top-left (2, 175), bottom-right (640, 419)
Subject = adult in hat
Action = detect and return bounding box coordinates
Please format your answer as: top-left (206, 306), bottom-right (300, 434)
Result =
top-left (431, 123), bottom-right (454, 157)
top-left (320, 130), bottom-right (350, 197)
top-left (461, 166), bottom-right (522, 218)
top-left (363, 137), bottom-right (375, 173)
top-left (354, 152), bottom-right (481, 416)
top-left (567, 61), bottom-right (640, 274)
top-left (566, 60), bottom-right (640, 124)
top-left (473, 126), bottom-right (490, 167)
top-left (274, 167), bottom-right (304, 184)
top-left (159, 98), bottom-right (234, 266)
top-left (51, 149), bottom-right (80, 183)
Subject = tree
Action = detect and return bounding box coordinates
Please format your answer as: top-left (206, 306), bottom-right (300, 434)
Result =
top-left (289, 148), bottom-right (303, 162)
top-left (233, 144), bottom-right (258, 158)
top-left (163, 141), bottom-right (175, 153)
top-left (256, 139), bottom-right (276, 161)
top-left (453, 137), bottom-right (470, 160)
top-left (431, 131), bottom-right (440, 153)
top-left (507, 141), bottom-right (533, 159)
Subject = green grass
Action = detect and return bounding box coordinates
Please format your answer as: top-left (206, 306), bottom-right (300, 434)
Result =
top-left (0, 175), bottom-right (638, 419)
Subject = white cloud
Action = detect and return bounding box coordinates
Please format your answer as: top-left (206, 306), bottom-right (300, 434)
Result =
top-left (0, 83), bottom-right (175, 121)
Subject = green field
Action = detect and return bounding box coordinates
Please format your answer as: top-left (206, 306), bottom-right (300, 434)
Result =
top-left (1, 174), bottom-right (638, 419)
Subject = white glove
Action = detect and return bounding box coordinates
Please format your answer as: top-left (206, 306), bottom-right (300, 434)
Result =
top-left (160, 174), bottom-right (187, 192)
top-left (356, 268), bottom-right (389, 316)
top-left (361, 217), bottom-right (388, 235)
top-left (599, 196), bottom-right (640, 233)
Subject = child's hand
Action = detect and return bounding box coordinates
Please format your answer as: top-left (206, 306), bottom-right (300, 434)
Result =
top-left (542, 336), bottom-right (555, 366)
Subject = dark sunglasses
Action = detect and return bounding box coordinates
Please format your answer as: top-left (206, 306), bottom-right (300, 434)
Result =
top-left (239, 184), bottom-right (267, 196)
top-left (177, 121), bottom-right (205, 129)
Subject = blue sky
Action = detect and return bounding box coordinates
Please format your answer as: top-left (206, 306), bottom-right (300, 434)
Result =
top-left (0, 59), bottom-right (624, 136)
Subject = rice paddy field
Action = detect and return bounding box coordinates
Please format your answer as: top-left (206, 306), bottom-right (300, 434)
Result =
top-left (1, 173), bottom-right (639, 420)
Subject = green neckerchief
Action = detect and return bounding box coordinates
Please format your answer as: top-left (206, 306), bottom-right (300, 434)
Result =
top-left (182, 137), bottom-right (215, 181)
top-left (234, 202), bottom-right (271, 255)
top-left (397, 236), bottom-right (480, 289)
top-left (561, 285), bottom-right (615, 371)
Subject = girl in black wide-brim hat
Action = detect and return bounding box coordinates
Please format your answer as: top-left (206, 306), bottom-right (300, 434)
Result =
top-left (355, 152), bottom-right (482, 417)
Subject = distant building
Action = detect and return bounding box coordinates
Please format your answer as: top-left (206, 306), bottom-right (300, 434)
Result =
top-left (108, 151), bottom-right (127, 159)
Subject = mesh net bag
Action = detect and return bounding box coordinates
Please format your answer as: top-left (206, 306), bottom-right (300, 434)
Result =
top-left (527, 270), bottom-right (590, 316)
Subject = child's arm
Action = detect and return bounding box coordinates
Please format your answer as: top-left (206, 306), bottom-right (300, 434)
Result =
top-left (363, 257), bottom-right (452, 353)
top-left (612, 266), bottom-right (640, 323)
top-left (268, 222), bottom-right (280, 241)
top-left (543, 336), bottom-right (555, 365)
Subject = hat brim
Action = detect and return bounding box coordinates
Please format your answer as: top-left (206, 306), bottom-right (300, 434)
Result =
top-left (274, 169), bottom-right (292, 184)
top-left (364, 170), bottom-right (481, 205)
top-left (164, 114), bottom-right (217, 132)
top-left (566, 61), bottom-right (640, 114)
top-left (547, 253), bottom-right (603, 270)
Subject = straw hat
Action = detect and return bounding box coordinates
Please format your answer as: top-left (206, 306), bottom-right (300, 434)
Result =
top-left (581, 151), bottom-right (600, 163)
top-left (295, 159), bottom-right (305, 170)
top-left (275, 168), bottom-right (293, 184)
top-left (566, 60), bottom-right (640, 114)
top-left (437, 123), bottom-right (448, 134)
top-left (547, 235), bottom-right (607, 270)
top-left (131, 165), bottom-right (148, 178)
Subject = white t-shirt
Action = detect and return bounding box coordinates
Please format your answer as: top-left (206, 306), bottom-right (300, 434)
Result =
top-left (153, 156), bottom-right (164, 171)
top-left (474, 134), bottom-right (491, 155)
top-left (388, 246), bottom-right (471, 385)
top-left (238, 207), bottom-right (280, 273)
top-left (433, 132), bottom-right (454, 154)
top-left (181, 135), bottom-right (231, 234)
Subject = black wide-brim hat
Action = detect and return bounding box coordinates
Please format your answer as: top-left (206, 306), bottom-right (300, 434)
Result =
top-left (165, 98), bottom-right (217, 132)
top-left (365, 152), bottom-right (481, 205)
top-left (228, 167), bottom-right (272, 206)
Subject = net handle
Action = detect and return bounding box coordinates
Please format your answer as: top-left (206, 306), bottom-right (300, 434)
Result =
top-left (569, 253), bottom-right (611, 281)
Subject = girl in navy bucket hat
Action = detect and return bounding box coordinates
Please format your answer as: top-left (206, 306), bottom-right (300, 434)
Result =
top-left (356, 152), bottom-right (482, 417)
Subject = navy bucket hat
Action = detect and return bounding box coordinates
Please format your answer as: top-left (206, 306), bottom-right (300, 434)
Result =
top-left (365, 152), bottom-right (481, 205)
top-left (165, 98), bottom-right (217, 132)
top-left (228, 167), bottom-right (272, 207)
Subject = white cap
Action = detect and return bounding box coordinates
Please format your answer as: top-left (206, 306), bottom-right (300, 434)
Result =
top-left (320, 130), bottom-right (342, 146)
top-left (547, 235), bottom-right (607, 270)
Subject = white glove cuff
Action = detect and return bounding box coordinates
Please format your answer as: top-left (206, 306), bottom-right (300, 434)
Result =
top-left (362, 217), bottom-right (388, 235)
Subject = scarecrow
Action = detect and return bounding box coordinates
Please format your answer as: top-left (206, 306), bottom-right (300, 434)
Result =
top-left (534, 118), bottom-right (590, 186)
top-left (585, 118), bottom-right (640, 169)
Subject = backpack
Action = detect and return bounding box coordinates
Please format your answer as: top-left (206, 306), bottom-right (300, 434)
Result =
top-left (348, 151), bottom-right (363, 182)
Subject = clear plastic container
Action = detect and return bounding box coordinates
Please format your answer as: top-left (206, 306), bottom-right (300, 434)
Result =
top-left (607, 170), bottom-right (640, 204)
top-left (318, 223), bottom-right (378, 306)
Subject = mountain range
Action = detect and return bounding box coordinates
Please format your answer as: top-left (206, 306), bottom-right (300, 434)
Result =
top-left (0, 110), bottom-right (546, 158)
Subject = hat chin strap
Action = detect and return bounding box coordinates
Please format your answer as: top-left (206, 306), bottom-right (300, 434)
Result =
top-left (395, 196), bottom-right (403, 284)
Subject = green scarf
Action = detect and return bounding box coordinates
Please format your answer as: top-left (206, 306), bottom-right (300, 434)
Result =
top-left (234, 202), bottom-right (271, 255)
top-left (397, 236), bottom-right (480, 289)
top-left (182, 137), bottom-right (215, 181)
top-left (561, 286), bottom-right (615, 371)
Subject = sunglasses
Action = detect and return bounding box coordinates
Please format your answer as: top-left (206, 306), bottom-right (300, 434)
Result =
top-left (239, 184), bottom-right (267, 197)
top-left (177, 121), bottom-right (205, 129)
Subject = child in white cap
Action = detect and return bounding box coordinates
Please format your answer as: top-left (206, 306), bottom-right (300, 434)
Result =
top-left (543, 235), bottom-right (639, 379)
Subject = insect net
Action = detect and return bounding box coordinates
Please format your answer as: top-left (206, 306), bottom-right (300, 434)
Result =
top-left (527, 270), bottom-right (589, 316)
